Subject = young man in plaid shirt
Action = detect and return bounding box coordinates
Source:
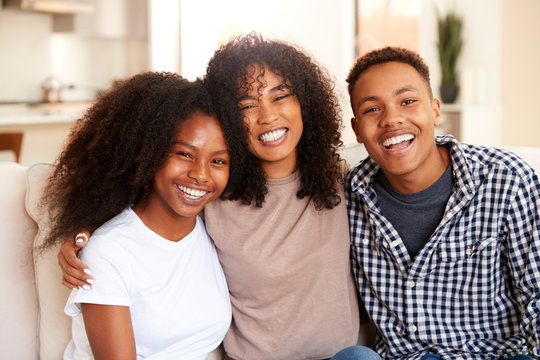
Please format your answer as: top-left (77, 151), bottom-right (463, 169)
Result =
top-left (343, 47), bottom-right (539, 359)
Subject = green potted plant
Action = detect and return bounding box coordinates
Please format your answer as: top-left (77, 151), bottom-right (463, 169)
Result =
top-left (437, 10), bottom-right (463, 103)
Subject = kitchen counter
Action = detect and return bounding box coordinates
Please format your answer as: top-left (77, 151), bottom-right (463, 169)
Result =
top-left (0, 102), bottom-right (91, 126)
top-left (0, 102), bottom-right (92, 166)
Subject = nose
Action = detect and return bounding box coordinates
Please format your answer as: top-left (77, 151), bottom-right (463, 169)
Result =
top-left (188, 159), bottom-right (209, 183)
top-left (380, 106), bottom-right (403, 128)
top-left (258, 102), bottom-right (278, 124)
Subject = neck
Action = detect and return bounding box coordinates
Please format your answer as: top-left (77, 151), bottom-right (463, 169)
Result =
top-left (132, 202), bottom-right (195, 242)
top-left (385, 145), bottom-right (451, 194)
top-left (260, 153), bottom-right (298, 179)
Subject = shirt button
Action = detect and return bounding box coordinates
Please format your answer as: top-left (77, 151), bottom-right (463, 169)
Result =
top-left (362, 238), bottom-right (369, 245)
top-left (407, 281), bottom-right (415, 288)
top-left (466, 248), bottom-right (473, 255)
top-left (409, 325), bottom-right (417, 332)
top-left (391, 240), bottom-right (400, 247)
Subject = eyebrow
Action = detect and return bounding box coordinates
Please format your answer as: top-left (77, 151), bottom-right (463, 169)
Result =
top-left (173, 140), bottom-right (229, 155)
top-left (356, 86), bottom-right (417, 107)
top-left (237, 83), bottom-right (291, 102)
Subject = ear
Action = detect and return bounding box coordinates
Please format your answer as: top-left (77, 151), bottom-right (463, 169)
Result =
top-left (432, 98), bottom-right (441, 126)
top-left (350, 117), bottom-right (363, 144)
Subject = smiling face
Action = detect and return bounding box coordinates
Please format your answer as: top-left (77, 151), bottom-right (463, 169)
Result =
top-left (135, 112), bottom-right (230, 240)
top-left (350, 61), bottom-right (449, 193)
top-left (237, 64), bottom-right (303, 179)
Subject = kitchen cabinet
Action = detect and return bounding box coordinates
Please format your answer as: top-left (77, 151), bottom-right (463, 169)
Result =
top-left (53, 0), bottom-right (147, 38)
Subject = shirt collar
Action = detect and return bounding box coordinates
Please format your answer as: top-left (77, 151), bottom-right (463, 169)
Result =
top-left (350, 135), bottom-right (477, 197)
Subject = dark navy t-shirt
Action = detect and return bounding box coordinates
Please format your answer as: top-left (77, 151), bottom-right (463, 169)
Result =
top-left (374, 164), bottom-right (454, 259)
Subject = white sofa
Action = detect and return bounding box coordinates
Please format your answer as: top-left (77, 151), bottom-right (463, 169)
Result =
top-left (1, 145), bottom-right (539, 359)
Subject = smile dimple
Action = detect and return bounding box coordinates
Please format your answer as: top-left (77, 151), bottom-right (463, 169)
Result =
top-left (258, 128), bottom-right (287, 143)
top-left (177, 185), bottom-right (207, 200)
top-left (382, 134), bottom-right (415, 150)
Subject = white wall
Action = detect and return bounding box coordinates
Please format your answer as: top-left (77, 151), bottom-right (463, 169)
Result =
top-left (420, 0), bottom-right (502, 106)
top-left (0, 9), bottom-right (51, 102)
top-left (0, 7), bottom-right (148, 103)
top-left (179, 0), bottom-right (358, 144)
top-left (501, 0), bottom-right (540, 147)
top-left (419, 0), bottom-right (503, 146)
top-left (50, 34), bottom-right (148, 101)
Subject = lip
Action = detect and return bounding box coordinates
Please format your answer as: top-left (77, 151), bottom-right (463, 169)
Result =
top-left (257, 127), bottom-right (288, 146)
top-left (175, 184), bottom-right (212, 204)
top-left (379, 130), bottom-right (416, 153)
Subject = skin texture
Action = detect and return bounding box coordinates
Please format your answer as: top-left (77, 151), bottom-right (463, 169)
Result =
top-left (56, 70), bottom-right (302, 285)
top-left (44, 72), bottom-right (237, 289)
top-left (350, 61), bottom-right (450, 194)
top-left (81, 304), bottom-right (136, 360)
top-left (204, 33), bottom-right (344, 209)
top-left (80, 113), bottom-right (230, 358)
top-left (58, 34), bottom-right (343, 298)
top-left (133, 113), bottom-right (230, 241)
top-left (237, 64), bottom-right (303, 179)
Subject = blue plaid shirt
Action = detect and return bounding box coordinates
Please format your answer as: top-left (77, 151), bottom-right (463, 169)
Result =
top-left (345, 136), bottom-right (540, 359)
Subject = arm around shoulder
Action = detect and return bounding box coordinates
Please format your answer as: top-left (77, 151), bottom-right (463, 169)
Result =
top-left (58, 231), bottom-right (94, 289)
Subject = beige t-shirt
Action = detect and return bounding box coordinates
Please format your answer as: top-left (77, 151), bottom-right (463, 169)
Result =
top-left (204, 172), bottom-right (360, 360)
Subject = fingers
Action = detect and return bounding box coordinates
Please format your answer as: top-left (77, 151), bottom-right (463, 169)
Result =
top-left (74, 230), bottom-right (90, 248)
top-left (61, 273), bottom-right (92, 291)
top-left (58, 234), bottom-right (94, 290)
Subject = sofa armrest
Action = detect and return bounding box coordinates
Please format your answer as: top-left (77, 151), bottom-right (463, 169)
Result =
top-left (0, 161), bottom-right (39, 358)
top-left (26, 162), bottom-right (72, 360)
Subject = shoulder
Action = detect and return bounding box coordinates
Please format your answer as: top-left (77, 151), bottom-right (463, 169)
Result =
top-left (457, 141), bottom-right (536, 181)
top-left (436, 135), bottom-right (536, 184)
top-left (345, 156), bottom-right (379, 193)
top-left (84, 209), bottom-right (136, 255)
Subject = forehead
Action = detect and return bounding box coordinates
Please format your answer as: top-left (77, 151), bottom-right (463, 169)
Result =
top-left (238, 63), bottom-right (286, 92)
top-left (352, 61), bottom-right (428, 98)
top-left (176, 112), bottom-right (222, 137)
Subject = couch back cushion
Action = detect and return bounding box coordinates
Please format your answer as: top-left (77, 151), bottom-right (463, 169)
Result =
top-left (0, 162), bottom-right (39, 358)
top-left (26, 162), bottom-right (72, 360)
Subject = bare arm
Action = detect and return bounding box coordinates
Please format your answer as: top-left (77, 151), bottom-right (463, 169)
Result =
top-left (57, 231), bottom-right (95, 289)
top-left (82, 303), bottom-right (136, 359)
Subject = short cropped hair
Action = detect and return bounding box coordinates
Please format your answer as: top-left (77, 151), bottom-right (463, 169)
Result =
top-left (346, 46), bottom-right (433, 99)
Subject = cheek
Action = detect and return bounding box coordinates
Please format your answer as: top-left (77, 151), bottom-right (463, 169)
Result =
top-left (213, 169), bottom-right (230, 192)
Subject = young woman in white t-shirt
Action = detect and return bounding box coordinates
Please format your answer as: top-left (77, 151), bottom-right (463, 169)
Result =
top-left (40, 72), bottom-right (234, 359)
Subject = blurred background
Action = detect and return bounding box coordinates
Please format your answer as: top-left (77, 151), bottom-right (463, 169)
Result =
top-left (0, 0), bottom-right (538, 165)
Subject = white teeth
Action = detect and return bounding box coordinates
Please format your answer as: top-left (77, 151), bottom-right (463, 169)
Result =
top-left (177, 185), bottom-right (207, 199)
top-left (382, 134), bottom-right (414, 147)
top-left (259, 128), bottom-right (287, 142)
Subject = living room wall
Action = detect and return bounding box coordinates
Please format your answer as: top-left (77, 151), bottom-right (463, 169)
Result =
top-left (501, 0), bottom-right (540, 147)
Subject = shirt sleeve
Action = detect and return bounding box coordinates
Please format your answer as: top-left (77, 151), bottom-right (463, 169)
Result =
top-left (506, 170), bottom-right (540, 358)
top-left (64, 235), bottom-right (132, 316)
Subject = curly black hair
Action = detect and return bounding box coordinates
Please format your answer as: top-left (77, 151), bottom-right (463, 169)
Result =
top-left (204, 33), bottom-right (344, 209)
top-left (40, 71), bottom-right (238, 248)
top-left (346, 46), bottom-right (433, 102)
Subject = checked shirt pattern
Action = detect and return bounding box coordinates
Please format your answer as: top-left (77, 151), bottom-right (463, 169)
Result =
top-left (346, 135), bottom-right (540, 359)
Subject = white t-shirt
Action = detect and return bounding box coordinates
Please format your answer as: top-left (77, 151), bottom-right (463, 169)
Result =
top-left (64, 209), bottom-right (231, 360)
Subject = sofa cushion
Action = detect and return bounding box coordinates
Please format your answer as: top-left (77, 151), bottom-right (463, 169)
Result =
top-left (26, 162), bottom-right (72, 360)
top-left (0, 161), bottom-right (39, 359)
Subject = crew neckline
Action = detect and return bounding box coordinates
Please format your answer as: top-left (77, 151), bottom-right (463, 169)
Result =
top-left (126, 208), bottom-right (199, 248)
top-left (266, 170), bottom-right (299, 185)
